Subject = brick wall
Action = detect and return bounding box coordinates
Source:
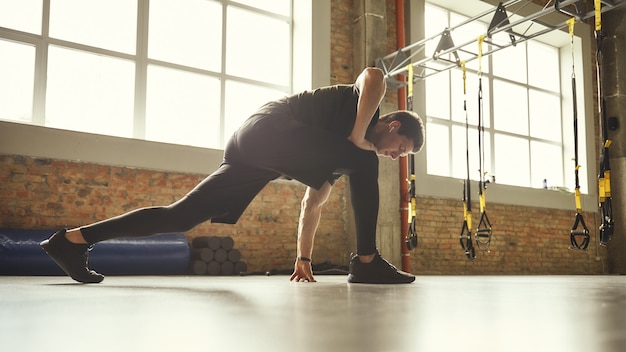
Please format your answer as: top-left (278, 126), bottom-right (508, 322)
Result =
top-left (0, 0), bottom-right (608, 275)
top-left (410, 197), bottom-right (605, 274)
top-left (0, 154), bottom-right (350, 272)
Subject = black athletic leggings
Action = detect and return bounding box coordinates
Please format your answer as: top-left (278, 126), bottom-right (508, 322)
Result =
top-left (80, 113), bottom-right (379, 255)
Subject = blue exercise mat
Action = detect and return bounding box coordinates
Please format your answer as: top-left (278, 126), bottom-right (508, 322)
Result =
top-left (0, 229), bottom-right (190, 275)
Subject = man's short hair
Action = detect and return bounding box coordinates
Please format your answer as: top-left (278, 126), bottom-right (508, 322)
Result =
top-left (379, 110), bottom-right (425, 153)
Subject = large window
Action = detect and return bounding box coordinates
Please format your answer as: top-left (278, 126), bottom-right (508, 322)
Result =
top-left (423, 2), bottom-right (586, 193)
top-left (0, 0), bottom-right (292, 149)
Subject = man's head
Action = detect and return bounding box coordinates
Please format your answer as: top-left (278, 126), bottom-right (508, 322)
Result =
top-left (371, 110), bottom-right (425, 160)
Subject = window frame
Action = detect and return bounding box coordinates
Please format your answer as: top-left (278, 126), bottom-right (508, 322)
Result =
top-left (0, 0), bottom-right (330, 174)
top-left (1, 0), bottom-right (294, 149)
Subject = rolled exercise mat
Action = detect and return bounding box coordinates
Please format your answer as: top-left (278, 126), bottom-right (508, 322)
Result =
top-left (227, 249), bottom-right (241, 263)
top-left (207, 261), bottom-right (221, 276)
top-left (220, 236), bottom-right (234, 251)
top-left (191, 236), bottom-right (211, 248)
top-left (191, 248), bottom-right (214, 262)
top-left (214, 248), bottom-right (228, 263)
top-left (0, 229), bottom-right (190, 275)
top-left (208, 236), bottom-right (221, 250)
top-left (0, 229), bottom-right (64, 275)
top-left (220, 261), bottom-right (234, 275)
top-left (191, 236), bottom-right (221, 250)
top-left (191, 260), bottom-right (208, 275)
top-left (234, 261), bottom-right (247, 275)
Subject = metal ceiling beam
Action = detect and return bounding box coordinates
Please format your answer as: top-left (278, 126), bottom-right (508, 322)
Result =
top-left (377, 0), bottom-right (626, 89)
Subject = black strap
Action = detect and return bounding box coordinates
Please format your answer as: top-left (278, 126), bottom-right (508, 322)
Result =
top-left (570, 212), bottom-right (590, 250)
top-left (475, 73), bottom-right (493, 253)
top-left (405, 64), bottom-right (419, 251)
top-left (458, 61), bottom-right (475, 260)
top-left (595, 25), bottom-right (614, 246)
top-left (475, 210), bottom-right (493, 252)
top-left (460, 216), bottom-right (476, 260)
top-left (566, 17), bottom-right (591, 251)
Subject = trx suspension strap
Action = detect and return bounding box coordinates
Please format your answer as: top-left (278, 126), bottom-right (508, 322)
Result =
top-left (459, 61), bottom-right (475, 260)
top-left (595, 0), bottom-right (614, 246)
top-left (567, 17), bottom-right (590, 250)
top-left (405, 64), bottom-right (418, 250)
top-left (475, 35), bottom-right (493, 252)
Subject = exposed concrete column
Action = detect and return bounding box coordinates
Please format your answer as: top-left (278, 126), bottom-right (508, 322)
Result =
top-left (351, 0), bottom-right (402, 265)
top-left (352, 0), bottom-right (388, 72)
top-left (603, 6), bottom-right (626, 274)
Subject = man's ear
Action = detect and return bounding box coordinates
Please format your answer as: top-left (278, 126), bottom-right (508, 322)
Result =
top-left (389, 120), bottom-right (401, 131)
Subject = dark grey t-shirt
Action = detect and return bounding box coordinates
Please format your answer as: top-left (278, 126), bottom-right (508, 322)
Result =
top-left (257, 84), bottom-right (379, 140)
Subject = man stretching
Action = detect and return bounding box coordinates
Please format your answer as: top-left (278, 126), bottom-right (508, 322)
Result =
top-left (41, 67), bottom-right (425, 284)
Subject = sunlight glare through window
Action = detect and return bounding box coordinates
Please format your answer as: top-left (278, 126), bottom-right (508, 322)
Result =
top-left (0, 40), bottom-right (35, 123)
top-left (149, 0), bottom-right (222, 71)
top-left (226, 7), bottom-right (290, 85)
top-left (45, 46), bottom-right (135, 137)
top-left (49, 0), bottom-right (136, 54)
top-left (145, 65), bottom-right (221, 149)
top-left (0, 0), bottom-right (42, 34)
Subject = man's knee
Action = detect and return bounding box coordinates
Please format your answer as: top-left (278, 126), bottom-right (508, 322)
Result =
top-left (302, 183), bottom-right (333, 209)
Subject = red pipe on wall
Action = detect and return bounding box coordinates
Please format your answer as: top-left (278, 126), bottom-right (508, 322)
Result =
top-left (396, 0), bottom-right (411, 272)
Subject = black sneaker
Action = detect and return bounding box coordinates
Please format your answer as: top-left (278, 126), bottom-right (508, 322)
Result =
top-left (40, 229), bottom-right (104, 283)
top-left (348, 251), bottom-right (415, 284)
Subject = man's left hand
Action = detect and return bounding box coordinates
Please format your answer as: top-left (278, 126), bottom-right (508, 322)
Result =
top-left (289, 260), bottom-right (317, 282)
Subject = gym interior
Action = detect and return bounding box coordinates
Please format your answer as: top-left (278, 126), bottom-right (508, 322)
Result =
top-left (1, 1), bottom-right (625, 351)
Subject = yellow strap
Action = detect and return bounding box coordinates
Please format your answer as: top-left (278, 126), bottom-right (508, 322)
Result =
top-left (479, 192), bottom-right (486, 213)
top-left (575, 189), bottom-right (582, 212)
top-left (566, 17), bottom-right (575, 37)
top-left (477, 35), bottom-right (484, 75)
top-left (599, 145), bottom-right (612, 201)
top-left (595, 0), bottom-right (602, 31)
top-left (464, 207), bottom-right (472, 231)
top-left (599, 177), bottom-right (606, 202)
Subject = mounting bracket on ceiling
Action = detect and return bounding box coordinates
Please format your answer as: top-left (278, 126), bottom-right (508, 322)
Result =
top-left (487, 2), bottom-right (517, 46)
top-left (376, 0), bottom-right (626, 88)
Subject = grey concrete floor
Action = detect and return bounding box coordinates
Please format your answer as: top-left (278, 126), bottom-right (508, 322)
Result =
top-left (1, 275), bottom-right (625, 352)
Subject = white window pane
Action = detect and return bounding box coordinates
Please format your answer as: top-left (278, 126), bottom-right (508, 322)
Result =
top-left (149, 0), bottom-right (222, 71)
top-left (479, 130), bottom-right (492, 182)
top-left (0, 0), bottom-right (42, 34)
top-left (451, 69), bottom-right (490, 127)
top-left (426, 122), bottom-right (450, 177)
top-left (528, 41), bottom-right (560, 91)
top-left (493, 79), bottom-right (528, 135)
top-left (0, 40), bottom-right (35, 122)
top-left (46, 46), bottom-right (135, 137)
top-left (451, 125), bottom-right (471, 180)
top-left (145, 65), bottom-right (221, 149)
top-left (49, 0), bottom-right (137, 54)
top-left (231, 0), bottom-right (291, 16)
top-left (426, 72), bottom-right (450, 120)
top-left (452, 125), bottom-right (491, 181)
top-left (529, 89), bottom-right (561, 142)
top-left (425, 4), bottom-right (448, 43)
top-left (531, 141), bottom-right (563, 189)
top-left (494, 134), bottom-right (530, 187)
top-left (226, 7), bottom-right (290, 85)
top-left (425, 5), bottom-right (465, 71)
top-left (224, 81), bottom-right (287, 140)
top-left (492, 42), bottom-right (527, 83)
